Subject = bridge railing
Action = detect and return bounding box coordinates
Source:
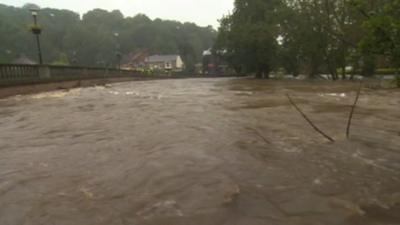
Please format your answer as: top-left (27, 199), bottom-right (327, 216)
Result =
top-left (0, 64), bottom-right (39, 81)
top-left (0, 64), bottom-right (145, 86)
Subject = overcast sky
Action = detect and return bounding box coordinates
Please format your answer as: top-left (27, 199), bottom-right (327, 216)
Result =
top-left (0, 0), bottom-right (234, 28)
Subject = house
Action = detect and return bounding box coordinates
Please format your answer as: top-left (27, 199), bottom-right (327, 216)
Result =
top-left (145, 55), bottom-right (184, 71)
top-left (121, 51), bottom-right (148, 70)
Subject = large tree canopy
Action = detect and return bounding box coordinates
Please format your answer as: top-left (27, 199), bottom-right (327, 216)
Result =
top-left (355, 0), bottom-right (400, 67)
top-left (215, 0), bottom-right (400, 79)
top-left (0, 4), bottom-right (216, 70)
top-left (215, 0), bottom-right (281, 78)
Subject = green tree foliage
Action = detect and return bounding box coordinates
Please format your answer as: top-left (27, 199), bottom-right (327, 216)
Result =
top-left (215, 0), bottom-right (281, 78)
top-left (52, 53), bottom-right (70, 65)
top-left (0, 3), bottom-right (216, 70)
top-left (216, 0), bottom-right (400, 79)
top-left (354, 0), bottom-right (400, 67)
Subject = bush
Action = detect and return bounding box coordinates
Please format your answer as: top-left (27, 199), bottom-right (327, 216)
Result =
top-left (340, 68), bottom-right (398, 76)
top-left (375, 68), bottom-right (398, 75)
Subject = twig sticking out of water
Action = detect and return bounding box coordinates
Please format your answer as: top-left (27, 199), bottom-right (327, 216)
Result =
top-left (346, 82), bottom-right (363, 139)
top-left (248, 127), bottom-right (271, 144)
top-left (286, 94), bottom-right (335, 143)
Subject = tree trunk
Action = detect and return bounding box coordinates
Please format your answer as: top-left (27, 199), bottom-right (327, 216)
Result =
top-left (262, 71), bottom-right (270, 79)
top-left (255, 65), bottom-right (270, 79)
top-left (292, 68), bottom-right (299, 77)
top-left (256, 69), bottom-right (262, 78)
top-left (350, 72), bottom-right (355, 81)
top-left (263, 65), bottom-right (270, 79)
top-left (341, 65), bottom-right (346, 80)
top-left (234, 66), bottom-right (242, 75)
top-left (324, 54), bottom-right (338, 81)
top-left (350, 62), bottom-right (358, 81)
top-left (309, 63), bottom-right (318, 79)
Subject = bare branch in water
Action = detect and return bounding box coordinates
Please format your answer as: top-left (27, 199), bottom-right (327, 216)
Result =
top-left (286, 94), bottom-right (335, 143)
top-left (346, 82), bottom-right (363, 139)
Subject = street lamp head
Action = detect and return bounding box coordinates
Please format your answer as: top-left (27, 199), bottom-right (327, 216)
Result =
top-left (29, 8), bottom-right (39, 16)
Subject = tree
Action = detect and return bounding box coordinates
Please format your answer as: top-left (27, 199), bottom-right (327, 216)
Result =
top-left (355, 0), bottom-right (400, 68)
top-left (0, 3), bottom-right (216, 69)
top-left (215, 0), bottom-right (281, 78)
top-left (52, 53), bottom-right (70, 65)
top-left (215, 0), bottom-right (398, 80)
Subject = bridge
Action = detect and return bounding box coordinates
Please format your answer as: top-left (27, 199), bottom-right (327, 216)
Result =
top-left (0, 64), bottom-right (232, 98)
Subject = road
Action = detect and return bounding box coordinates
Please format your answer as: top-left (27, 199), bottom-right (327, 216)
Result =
top-left (0, 78), bottom-right (399, 225)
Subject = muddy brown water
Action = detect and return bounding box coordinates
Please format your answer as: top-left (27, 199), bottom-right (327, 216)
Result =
top-left (0, 78), bottom-right (399, 225)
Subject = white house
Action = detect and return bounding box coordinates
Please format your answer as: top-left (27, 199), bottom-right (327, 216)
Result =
top-left (145, 55), bottom-right (184, 71)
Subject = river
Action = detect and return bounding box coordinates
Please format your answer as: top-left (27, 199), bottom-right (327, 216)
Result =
top-left (0, 78), bottom-right (399, 225)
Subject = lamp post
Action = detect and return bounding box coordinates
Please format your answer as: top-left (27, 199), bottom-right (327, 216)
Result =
top-left (114, 32), bottom-right (121, 70)
top-left (29, 8), bottom-right (43, 64)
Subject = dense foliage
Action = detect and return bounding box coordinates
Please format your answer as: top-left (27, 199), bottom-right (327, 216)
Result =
top-left (0, 3), bottom-right (216, 70)
top-left (215, 0), bottom-right (400, 79)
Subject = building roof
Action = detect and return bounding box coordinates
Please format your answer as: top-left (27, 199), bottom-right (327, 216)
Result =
top-left (146, 55), bottom-right (180, 63)
top-left (12, 54), bottom-right (37, 65)
top-left (121, 51), bottom-right (148, 65)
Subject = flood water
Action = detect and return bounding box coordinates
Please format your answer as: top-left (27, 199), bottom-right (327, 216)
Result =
top-left (0, 78), bottom-right (399, 225)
